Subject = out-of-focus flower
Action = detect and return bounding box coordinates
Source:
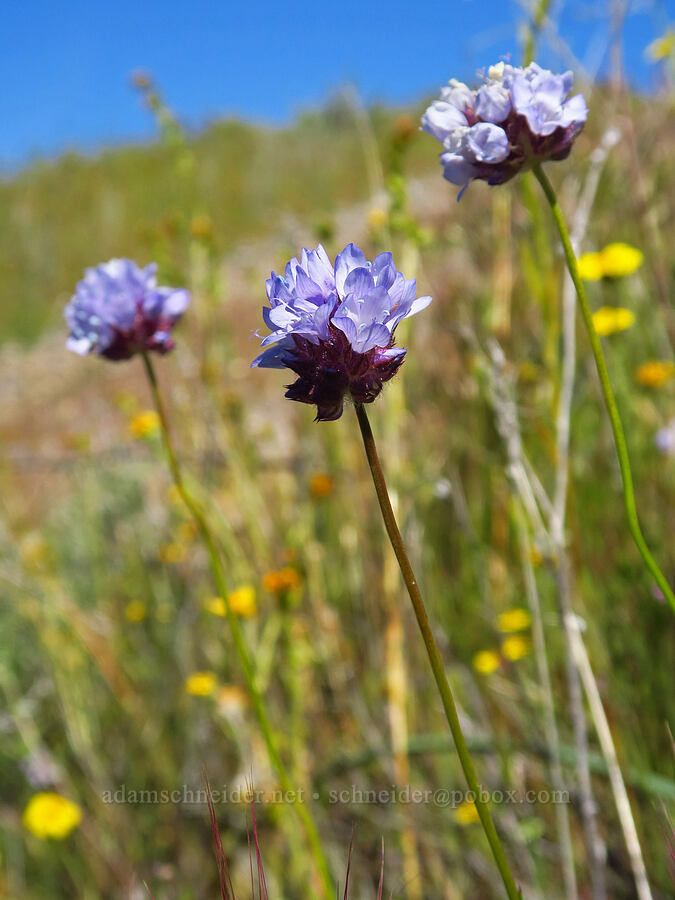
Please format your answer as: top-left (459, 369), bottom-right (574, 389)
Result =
top-left (634, 360), bottom-right (675, 388)
top-left (592, 306), bottom-right (635, 337)
top-left (497, 608), bottom-right (531, 633)
top-left (646, 29), bottom-right (675, 62)
top-left (23, 793), bottom-right (82, 839)
top-left (579, 243), bottom-right (643, 280)
top-left (473, 649), bottom-right (501, 675)
top-left (421, 61), bottom-right (587, 197)
top-left (124, 600), bottom-right (147, 623)
top-left (158, 542), bottom-right (187, 564)
top-left (599, 243), bottom-right (643, 278)
top-left (184, 672), bottom-right (217, 696)
top-left (577, 252), bottom-right (605, 282)
top-left (205, 586), bottom-right (257, 618)
top-left (453, 800), bottom-right (480, 825)
top-left (229, 586), bottom-right (257, 617)
top-left (501, 636), bottom-right (531, 661)
top-left (367, 207), bottom-right (389, 231)
top-left (252, 244), bottom-right (431, 420)
top-left (310, 473), bottom-right (334, 498)
top-left (216, 685), bottom-right (248, 717)
top-left (65, 259), bottom-right (189, 360)
top-left (655, 419), bottom-right (675, 455)
top-left (262, 567), bottom-right (302, 594)
top-left (128, 410), bottom-right (159, 439)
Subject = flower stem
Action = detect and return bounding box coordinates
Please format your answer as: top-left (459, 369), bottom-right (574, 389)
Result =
top-left (532, 164), bottom-right (675, 614)
top-left (354, 402), bottom-right (522, 900)
top-left (141, 352), bottom-right (334, 900)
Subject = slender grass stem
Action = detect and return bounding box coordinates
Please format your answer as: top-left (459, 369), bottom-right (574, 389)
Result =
top-left (141, 352), bottom-right (333, 900)
top-left (354, 402), bottom-right (521, 900)
top-left (532, 164), bottom-right (675, 613)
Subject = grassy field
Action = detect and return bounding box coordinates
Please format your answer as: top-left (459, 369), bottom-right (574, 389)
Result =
top-left (0, 72), bottom-right (674, 899)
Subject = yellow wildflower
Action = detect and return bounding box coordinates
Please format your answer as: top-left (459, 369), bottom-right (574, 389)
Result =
top-left (579, 244), bottom-right (643, 280)
top-left (228, 586), bottom-right (257, 617)
top-left (158, 542), bottom-right (187, 564)
top-left (577, 252), bottom-right (604, 282)
top-left (600, 243), bottom-right (643, 278)
top-left (23, 793), bottom-right (82, 839)
top-left (634, 360), bottom-right (675, 388)
top-left (592, 306), bottom-right (635, 337)
top-left (501, 636), bottom-right (532, 661)
top-left (184, 671), bottom-right (217, 696)
top-left (646, 30), bottom-right (675, 62)
top-left (473, 650), bottom-right (501, 675)
top-left (497, 608), bottom-right (531, 633)
top-left (124, 600), bottom-right (147, 623)
top-left (128, 410), bottom-right (159, 439)
top-left (453, 800), bottom-right (480, 825)
top-left (204, 596), bottom-right (227, 617)
top-left (310, 473), bottom-right (334, 498)
top-left (529, 546), bottom-right (543, 568)
top-left (205, 586), bottom-right (257, 618)
top-left (262, 567), bottom-right (301, 594)
top-left (367, 207), bottom-right (388, 231)
top-left (190, 214), bottom-right (213, 240)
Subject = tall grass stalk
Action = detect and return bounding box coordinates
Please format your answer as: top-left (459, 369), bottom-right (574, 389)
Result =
top-left (141, 352), bottom-right (334, 900)
top-left (354, 402), bottom-right (522, 900)
top-left (532, 163), bottom-right (675, 613)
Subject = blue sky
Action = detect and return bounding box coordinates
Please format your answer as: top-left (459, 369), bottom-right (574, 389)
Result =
top-left (1, 0), bottom-right (672, 170)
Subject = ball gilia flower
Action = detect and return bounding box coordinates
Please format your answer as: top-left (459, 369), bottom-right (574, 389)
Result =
top-left (65, 259), bottom-right (189, 360)
top-left (252, 244), bottom-right (431, 421)
top-left (422, 61), bottom-right (587, 197)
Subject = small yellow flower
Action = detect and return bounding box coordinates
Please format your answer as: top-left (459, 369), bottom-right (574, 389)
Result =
top-left (184, 671), bottom-right (217, 696)
top-left (23, 793), bottom-right (82, 839)
top-left (599, 243), bottom-right (643, 278)
top-left (367, 207), bottom-right (388, 231)
top-left (634, 360), bottom-right (675, 388)
top-left (453, 800), bottom-right (480, 825)
top-left (473, 650), bottom-right (501, 675)
top-left (158, 542), bottom-right (187, 564)
top-left (228, 586), bottom-right (257, 617)
top-left (646, 30), bottom-right (675, 62)
top-left (204, 596), bottom-right (227, 617)
top-left (501, 636), bottom-right (532, 661)
top-left (262, 567), bottom-right (301, 594)
top-left (497, 608), bottom-right (531, 633)
top-left (577, 252), bottom-right (605, 282)
top-left (128, 410), bottom-right (159, 439)
top-left (124, 600), bottom-right (147, 624)
top-left (310, 473), bottom-right (334, 498)
top-left (592, 306), bottom-right (636, 337)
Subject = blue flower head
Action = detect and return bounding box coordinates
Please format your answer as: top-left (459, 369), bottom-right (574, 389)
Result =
top-left (65, 259), bottom-right (190, 360)
top-left (252, 244), bottom-right (432, 421)
top-left (422, 61), bottom-right (587, 197)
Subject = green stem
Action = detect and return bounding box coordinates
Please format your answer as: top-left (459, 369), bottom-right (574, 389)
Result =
top-left (354, 403), bottom-right (522, 900)
top-left (532, 164), bottom-right (675, 614)
top-left (141, 353), bottom-right (333, 900)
